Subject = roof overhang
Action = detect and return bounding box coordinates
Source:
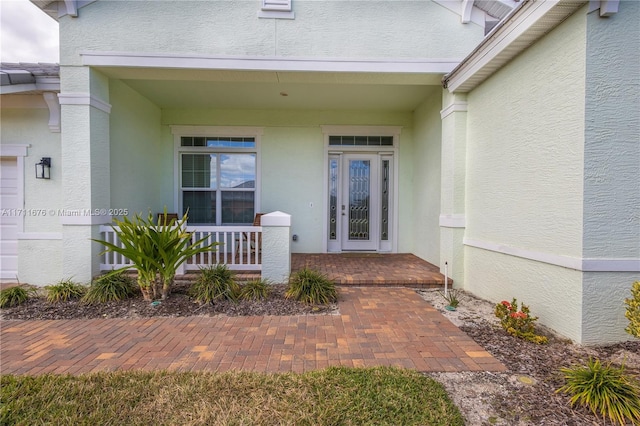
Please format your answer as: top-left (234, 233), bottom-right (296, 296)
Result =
top-left (0, 66), bottom-right (60, 95)
top-left (30, 0), bottom-right (97, 21)
top-left (443, 0), bottom-right (589, 93)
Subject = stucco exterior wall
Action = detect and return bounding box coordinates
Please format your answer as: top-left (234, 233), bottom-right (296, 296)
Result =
top-left (411, 87), bottom-right (442, 264)
top-left (583, 2), bottom-right (640, 259)
top-left (158, 108), bottom-right (414, 253)
top-left (59, 1), bottom-right (483, 65)
top-left (109, 79), bottom-right (166, 217)
top-left (1, 98), bottom-right (63, 285)
top-left (463, 9), bottom-right (588, 341)
top-left (0, 103), bottom-right (62, 233)
top-left (579, 2), bottom-right (640, 344)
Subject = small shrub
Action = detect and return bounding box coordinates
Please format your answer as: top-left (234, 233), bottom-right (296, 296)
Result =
top-left (556, 358), bottom-right (640, 426)
top-left (286, 268), bottom-right (337, 305)
top-left (0, 285), bottom-right (36, 308)
top-left (82, 271), bottom-right (137, 304)
top-left (190, 265), bottom-right (240, 304)
top-left (239, 279), bottom-right (271, 301)
top-left (44, 279), bottom-right (86, 303)
top-left (494, 298), bottom-right (548, 344)
top-left (625, 281), bottom-right (640, 338)
top-left (438, 288), bottom-right (462, 308)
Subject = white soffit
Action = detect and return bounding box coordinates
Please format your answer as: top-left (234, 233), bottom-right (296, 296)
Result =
top-left (444, 0), bottom-right (588, 93)
top-left (80, 52), bottom-right (461, 75)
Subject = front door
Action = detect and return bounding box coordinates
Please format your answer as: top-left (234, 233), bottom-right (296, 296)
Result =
top-left (327, 153), bottom-right (393, 252)
top-left (342, 154), bottom-right (379, 250)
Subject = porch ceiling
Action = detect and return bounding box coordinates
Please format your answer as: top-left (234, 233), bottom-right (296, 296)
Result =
top-left (97, 67), bottom-right (443, 111)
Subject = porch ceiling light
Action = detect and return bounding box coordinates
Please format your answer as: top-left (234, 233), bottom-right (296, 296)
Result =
top-left (35, 157), bottom-right (51, 179)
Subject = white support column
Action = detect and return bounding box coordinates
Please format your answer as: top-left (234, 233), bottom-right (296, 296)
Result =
top-left (440, 91), bottom-right (468, 287)
top-left (261, 211), bottom-right (291, 284)
top-left (59, 67), bottom-right (112, 283)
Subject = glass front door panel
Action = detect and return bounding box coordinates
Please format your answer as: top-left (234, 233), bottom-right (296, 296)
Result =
top-left (348, 160), bottom-right (370, 241)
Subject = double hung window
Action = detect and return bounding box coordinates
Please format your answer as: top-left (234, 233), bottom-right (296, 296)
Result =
top-left (179, 136), bottom-right (257, 225)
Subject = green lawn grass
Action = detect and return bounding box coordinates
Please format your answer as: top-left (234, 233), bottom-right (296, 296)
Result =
top-left (1, 366), bottom-right (463, 425)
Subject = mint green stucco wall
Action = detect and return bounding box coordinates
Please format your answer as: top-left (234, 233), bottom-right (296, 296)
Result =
top-left (109, 79), bottom-right (167, 217)
top-left (59, 1), bottom-right (482, 65)
top-left (1, 105), bottom-right (62, 233)
top-left (411, 88), bottom-right (442, 264)
top-left (1, 98), bottom-right (63, 285)
top-left (463, 8), bottom-right (588, 342)
top-left (580, 2), bottom-right (640, 344)
top-left (160, 108), bottom-right (416, 253)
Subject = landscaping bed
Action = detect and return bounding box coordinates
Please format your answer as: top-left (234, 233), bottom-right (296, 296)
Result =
top-left (0, 283), bottom-right (337, 320)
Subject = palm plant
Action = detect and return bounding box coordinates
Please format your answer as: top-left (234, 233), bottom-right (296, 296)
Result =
top-left (92, 211), bottom-right (218, 301)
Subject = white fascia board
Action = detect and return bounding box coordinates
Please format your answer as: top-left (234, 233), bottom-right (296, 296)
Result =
top-left (81, 52), bottom-right (461, 74)
top-left (445, 0), bottom-right (587, 92)
top-left (0, 84), bottom-right (37, 95)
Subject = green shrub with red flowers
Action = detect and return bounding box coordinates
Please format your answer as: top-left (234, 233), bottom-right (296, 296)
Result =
top-left (494, 298), bottom-right (548, 344)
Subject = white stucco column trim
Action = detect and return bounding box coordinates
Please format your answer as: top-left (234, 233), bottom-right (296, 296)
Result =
top-left (439, 214), bottom-right (466, 228)
top-left (464, 237), bottom-right (640, 272)
top-left (42, 92), bottom-right (61, 132)
top-left (58, 93), bottom-right (112, 114)
top-left (17, 232), bottom-right (63, 240)
top-left (261, 211), bottom-right (291, 284)
top-left (440, 101), bottom-right (468, 119)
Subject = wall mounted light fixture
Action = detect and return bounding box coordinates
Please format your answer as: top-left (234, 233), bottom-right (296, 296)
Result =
top-left (35, 157), bottom-right (51, 179)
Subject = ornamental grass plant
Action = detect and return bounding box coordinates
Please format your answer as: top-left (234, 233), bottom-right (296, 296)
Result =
top-left (44, 279), bottom-right (86, 303)
top-left (556, 358), bottom-right (640, 426)
top-left (0, 285), bottom-right (36, 308)
top-left (190, 264), bottom-right (240, 304)
top-left (82, 271), bottom-right (137, 304)
top-left (286, 268), bottom-right (337, 305)
top-left (239, 278), bottom-right (271, 301)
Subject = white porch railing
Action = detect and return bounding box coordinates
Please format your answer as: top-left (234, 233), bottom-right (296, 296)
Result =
top-left (98, 225), bottom-right (262, 272)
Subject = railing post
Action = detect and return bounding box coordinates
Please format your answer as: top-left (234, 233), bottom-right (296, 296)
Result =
top-left (261, 211), bottom-right (291, 284)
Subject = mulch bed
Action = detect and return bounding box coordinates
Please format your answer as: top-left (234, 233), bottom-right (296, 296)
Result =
top-left (0, 283), bottom-right (336, 321)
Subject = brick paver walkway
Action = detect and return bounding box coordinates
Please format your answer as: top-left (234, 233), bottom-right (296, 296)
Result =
top-left (0, 287), bottom-right (505, 375)
top-left (292, 253), bottom-right (447, 287)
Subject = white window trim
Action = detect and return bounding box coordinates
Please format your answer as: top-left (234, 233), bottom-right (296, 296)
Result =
top-left (171, 126), bottom-right (262, 225)
top-left (321, 125), bottom-right (401, 253)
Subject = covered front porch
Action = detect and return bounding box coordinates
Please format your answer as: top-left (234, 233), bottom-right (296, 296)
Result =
top-left (171, 253), bottom-right (449, 289)
top-left (291, 253), bottom-right (447, 288)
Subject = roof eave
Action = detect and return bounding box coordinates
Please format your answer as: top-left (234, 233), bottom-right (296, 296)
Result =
top-left (443, 0), bottom-right (588, 93)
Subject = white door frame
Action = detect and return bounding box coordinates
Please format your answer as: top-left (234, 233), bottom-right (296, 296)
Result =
top-left (321, 126), bottom-right (400, 253)
top-left (0, 145), bottom-right (28, 281)
top-left (340, 153), bottom-right (379, 251)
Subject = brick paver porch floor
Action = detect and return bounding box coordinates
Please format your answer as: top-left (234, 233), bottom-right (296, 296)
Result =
top-left (292, 253), bottom-right (447, 288)
top-left (0, 287), bottom-right (504, 375)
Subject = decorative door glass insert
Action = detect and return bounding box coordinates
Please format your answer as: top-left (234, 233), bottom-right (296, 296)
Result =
top-left (328, 158), bottom-right (338, 240)
top-left (348, 160), bottom-right (370, 240)
top-left (381, 159), bottom-right (389, 241)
